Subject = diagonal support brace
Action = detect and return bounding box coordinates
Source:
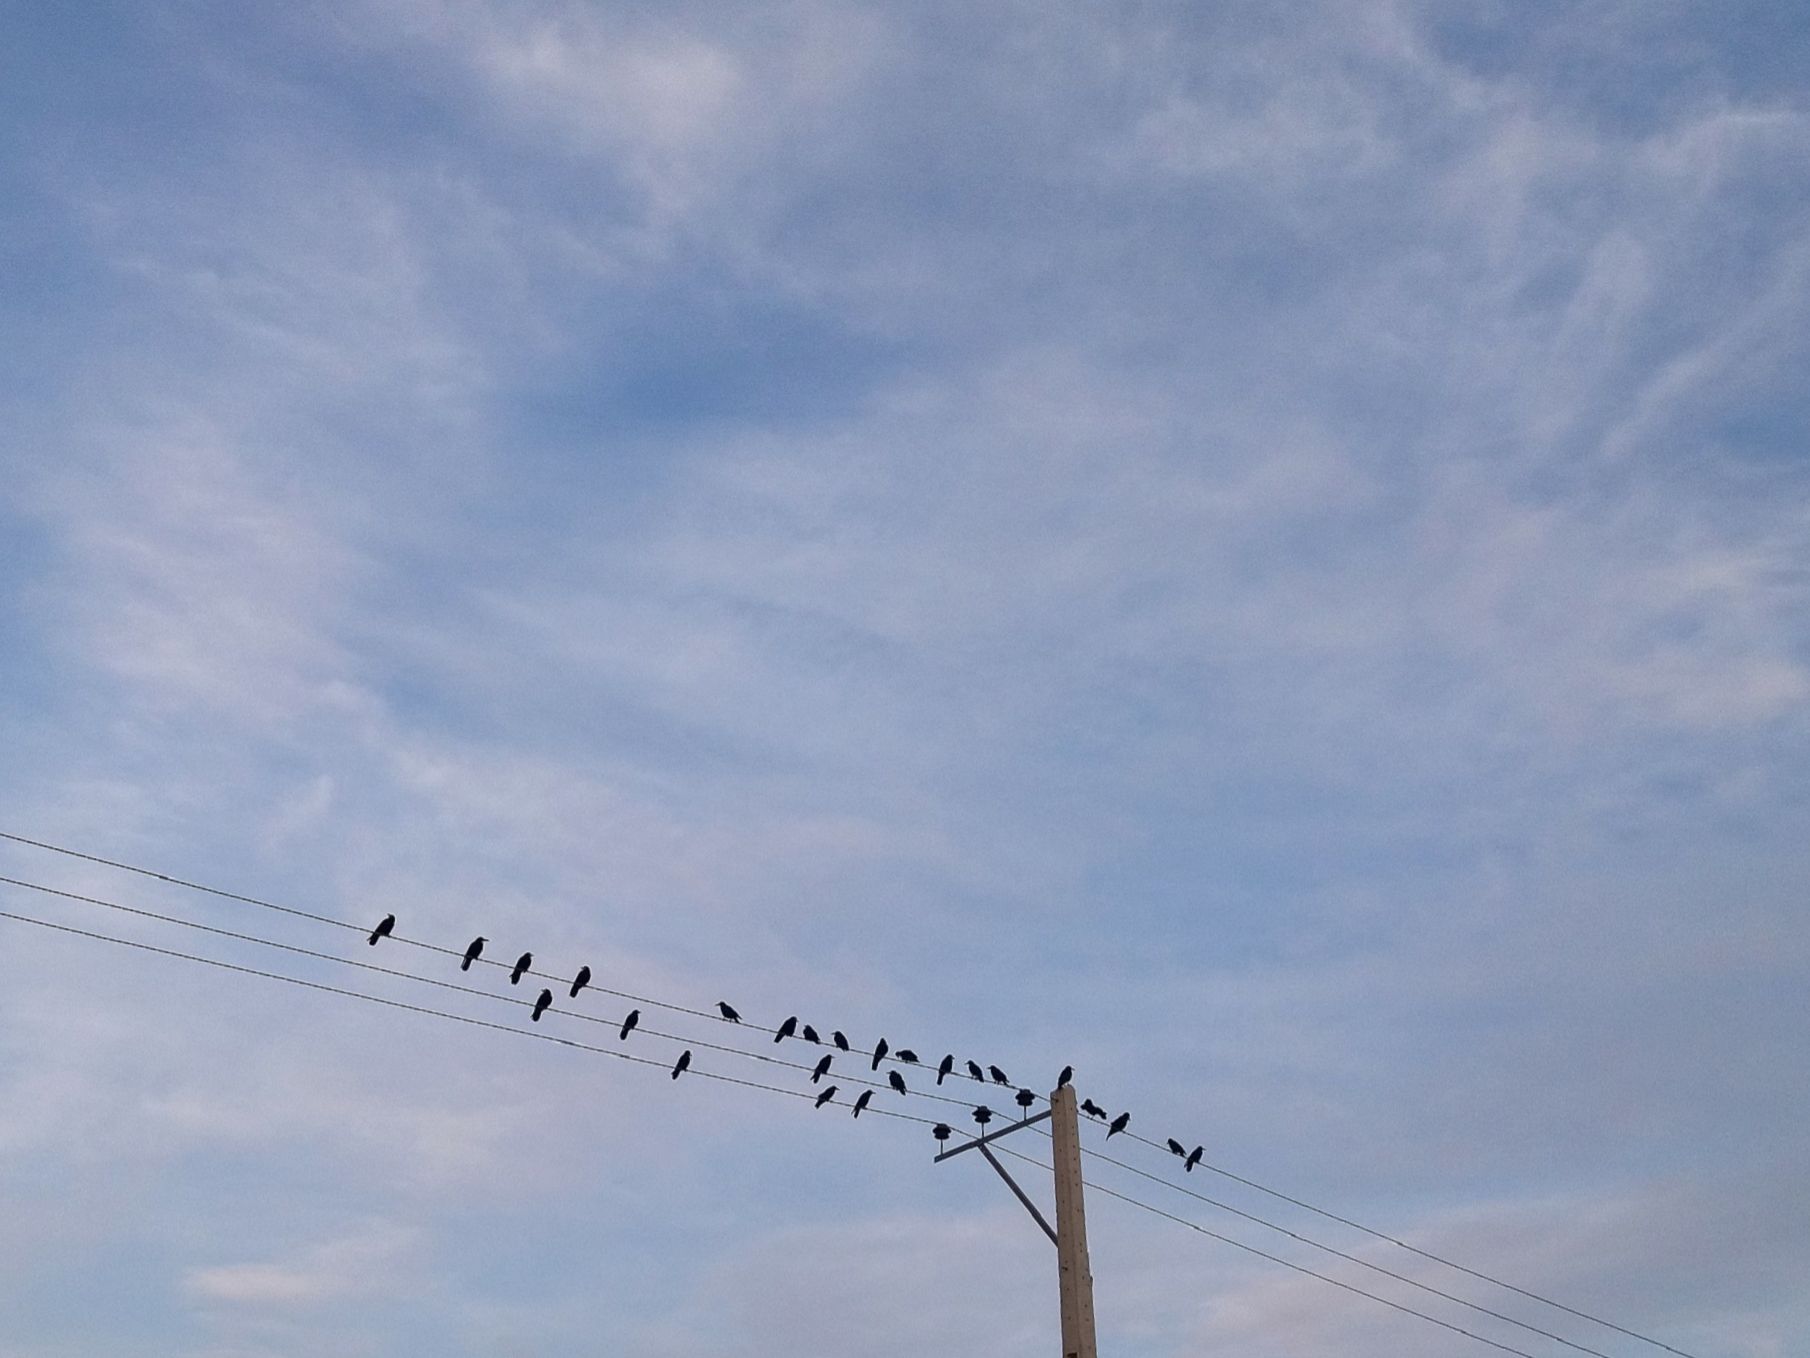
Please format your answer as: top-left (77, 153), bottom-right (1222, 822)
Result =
top-left (977, 1142), bottom-right (1058, 1246)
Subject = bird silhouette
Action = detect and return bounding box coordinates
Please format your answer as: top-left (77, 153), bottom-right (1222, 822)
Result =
top-left (461, 936), bottom-right (487, 971)
top-left (937, 1055), bottom-right (954, 1085)
top-left (1166, 1138), bottom-right (1186, 1156)
top-left (1057, 1065), bottom-right (1073, 1088)
top-left (718, 1001), bottom-right (741, 1023)
top-left (888, 1071), bottom-right (907, 1095)
top-left (966, 1060), bottom-right (985, 1082)
top-left (815, 1085), bottom-right (838, 1108)
top-left (1185, 1146), bottom-right (1203, 1172)
top-left (801, 1024), bottom-right (821, 1043)
top-left (973, 1105), bottom-right (994, 1128)
top-left (1016, 1088), bottom-right (1036, 1110)
top-left (569, 965), bottom-right (591, 999)
top-left (832, 1031), bottom-right (850, 1051)
top-left (896, 1050), bottom-right (920, 1064)
top-left (870, 1038), bottom-right (889, 1071)
top-left (852, 1090), bottom-right (873, 1118)
top-left (988, 1065), bottom-right (1010, 1086)
top-left (510, 952), bottom-right (533, 985)
top-left (1081, 1098), bottom-right (1106, 1119)
top-left (933, 1123), bottom-right (952, 1143)
top-left (671, 1050), bottom-right (691, 1079)
top-left (531, 988), bottom-right (553, 1022)
top-left (619, 1009), bottom-right (639, 1041)
top-left (811, 1054), bottom-right (833, 1083)
top-left (367, 914), bottom-right (395, 946)
top-left (1108, 1112), bottom-right (1130, 1138)
top-left (775, 1016), bottom-right (798, 1043)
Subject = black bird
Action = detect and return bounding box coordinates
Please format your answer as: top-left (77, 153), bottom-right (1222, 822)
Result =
top-left (1016, 1088), bottom-right (1036, 1110)
top-left (801, 1024), bottom-right (821, 1044)
top-left (1108, 1111), bottom-right (1130, 1138)
top-left (896, 1050), bottom-right (920, 1064)
top-left (933, 1123), bottom-right (952, 1143)
top-left (367, 914), bottom-right (395, 946)
top-left (937, 1055), bottom-right (954, 1085)
top-left (775, 1016), bottom-right (798, 1043)
top-left (569, 965), bottom-right (591, 999)
top-left (1081, 1098), bottom-right (1106, 1119)
top-left (870, 1037), bottom-right (889, 1071)
top-left (815, 1085), bottom-right (838, 1108)
top-left (510, 952), bottom-right (533, 985)
top-left (1057, 1065), bottom-right (1073, 1088)
top-left (718, 1001), bottom-right (741, 1023)
top-left (966, 1060), bottom-right (985, 1082)
top-left (852, 1090), bottom-right (873, 1118)
top-left (811, 1054), bottom-right (833, 1083)
top-left (973, 1105), bottom-right (994, 1128)
top-left (1166, 1138), bottom-right (1186, 1157)
top-left (988, 1065), bottom-right (1011, 1086)
top-left (832, 1031), bottom-right (850, 1051)
top-left (671, 1050), bottom-right (691, 1079)
top-left (619, 1009), bottom-right (639, 1041)
top-left (531, 988), bottom-right (553, 1022)
top-left (461, 936), bottom-right (487, 971)
top-left (1185, 1145), bottom-right (1204, 1172)
top-left (888, 1071), bottom-right (907, 1095)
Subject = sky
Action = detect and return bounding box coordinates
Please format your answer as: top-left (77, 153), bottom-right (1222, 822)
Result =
top-left (1, 1), bottom-right (1807, 1355)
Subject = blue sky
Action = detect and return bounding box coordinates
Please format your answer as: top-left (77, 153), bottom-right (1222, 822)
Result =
top-left (2, 2), bottom-right (1807, 1355)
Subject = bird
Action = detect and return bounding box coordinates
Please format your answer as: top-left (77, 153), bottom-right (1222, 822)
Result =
top-left (569, 965), bottom-right (591, 999)
top-left (801, 1024), bottom-right (821, 1043)
top-left (1081, 1098), bottom-right (1106, 1119)
top-left (896, 1050), bottom-right (920, 1064)
top-left (888, 1071), bottom-right (907, 1095)
top-left (367, 914), bottom-right (395, 946)
top-left (1166, 1138), bottom-right (1186, 1157)
top-left (933, 1123), bottom-right (952, 1143)
top-left (531, 988), bottom-right (553, 1022)
top-left (718, 1001), bottom-right (741, 1023)
top-left (811, 1054), bottom-right (833, 1084)
top-left (461, 936), bottom-right (487, 971)
top-left (973, 1105), bottom-right (994, 1128)
top-left (1185, 1146), bottom-right (1203, 1172)
top-left (937, 1055), bottom-right (954, 1085)
top-left (510, 952), bottom-right (533, 985)
top-left (988, 1065), bottom-right (1011, 1086)
top-left (774, 1016), bottom-right (798, 1043)
top-left (832, 1031), bottom-right (850, 1051)
top-left (966, 1060), bottom-right (985, 1082)
top-left (619, 1009), bottom-right (639, 1041)
top-left (1108, 1112), bottom-right (1130, 1138)
top-left (671, 1050), bottom-right (691, 1079)
top-left (852, 1090), bottom-right (873, 1118)
top-left (1016, 1088), bottom-right (1036, 1110)
top-left (870, 1038), bottom-right (889, 1071)
top-left (815, 1085), bottom-right (838, 1108)
top-left (1057, 1065), bottom-right (1073, 1088)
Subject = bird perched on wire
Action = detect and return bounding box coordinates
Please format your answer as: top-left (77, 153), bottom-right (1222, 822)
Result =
top-left (937, 1055), bottom-right (955, 1085)
top-left (1080, 1098), bottom-right (1106, 1119)
top-left (510, 952), bottom-right (533, 985)
top-left (717, 1001), bottom-right (741, 1023)
top-left (801, 1024), bottom-right (821, 1043)
top-left (832, 1031), bottom-right (850, 1051)
top-left (671, 1050), bottom-right (691, 1079)
top-left (569, 966), bottom-right (591, 999)
top-left (1016, 1088), bottom-right (1036, 1111)
top-left (1185, 1146), bottom-right (1204, 1172)
top-left (1057, 1065), bottom-right (1073, 1089)
top-left (461, 937), bottom-right (486, 971)
top-left (966, 1060), bottom-right (985, 1082)
top-left (618, 1009), bottom-right (639, 1041)
top-left (367, 914), bottom-right (395, 946)
top-left (1167, 1138), bottom-right (1186, 1157)
top-left (775, 1016), bottom-right (798, 1043)
top-left (988, 1065), bottom-right (1011, 1086)
top-left (870, 1038), bottom-right (889, 1071)
top-left (852, 1090), bottom-right (873, 1118)
top-left (1108, 1112), bottom-right (1130, 1138)
top-left (811, 1054), bottom-right (833, 1084)
top-left (896, 1050), bottom-right (920, 1064)
top-left (814, 1085), bottom-right (838, 1108)
top-left (888, 1071), bottom-right (908, 1095)
top-left (531, 989), bottom-right (553, 1022)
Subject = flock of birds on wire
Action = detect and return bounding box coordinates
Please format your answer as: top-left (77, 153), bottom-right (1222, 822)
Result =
top-left (365, 912), bottom-right (1205, 1169)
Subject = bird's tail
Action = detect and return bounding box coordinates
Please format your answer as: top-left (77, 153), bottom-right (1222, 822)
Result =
top-left (461, 958), bottom-right (472, 971)
top-left (367, 933), bottom-right (380, 946)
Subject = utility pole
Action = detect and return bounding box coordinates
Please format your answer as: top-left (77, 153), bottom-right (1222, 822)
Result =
top-left (935, 1084), bottom-right (1100, 1357)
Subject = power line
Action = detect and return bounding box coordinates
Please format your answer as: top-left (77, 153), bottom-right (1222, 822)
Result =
top-left (996, 1144), bottom-right (1547, 1358)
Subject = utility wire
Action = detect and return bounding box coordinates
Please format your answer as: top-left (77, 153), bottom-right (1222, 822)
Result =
top-left (0, 904), bottom-right (944, 1132)
top-left (995, 1144), bottom-right (1547, 1358)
